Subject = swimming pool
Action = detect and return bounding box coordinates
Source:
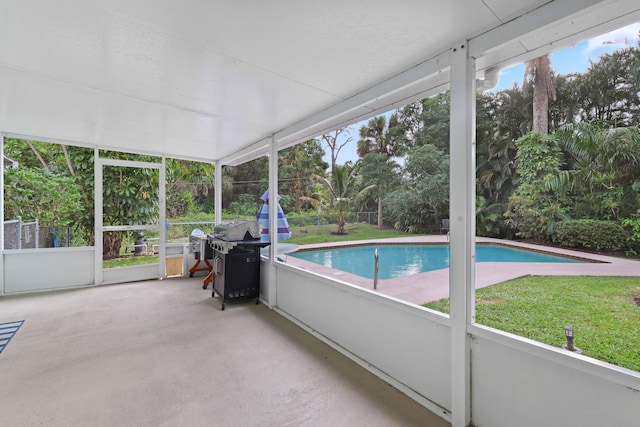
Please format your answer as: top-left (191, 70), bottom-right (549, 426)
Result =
top-left (290, 244), bottom-right (585, 279)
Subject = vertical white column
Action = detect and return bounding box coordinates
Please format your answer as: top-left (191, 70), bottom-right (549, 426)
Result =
top-left (449, 41), bottom-right (476, 427)
top-left (94, 147), bottom-right (103, 286)
top-left (268, 135), bottom-right (278, 308)
top-left (159, 157), bottom-right (167, 278)
top-left (0, 134), bottom-right (4, 294)
top-left (214, 160), bottom-right (222, 225)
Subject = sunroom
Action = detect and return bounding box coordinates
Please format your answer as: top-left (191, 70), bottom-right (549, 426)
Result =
top-left (2, 1), bottom-right (640, 426)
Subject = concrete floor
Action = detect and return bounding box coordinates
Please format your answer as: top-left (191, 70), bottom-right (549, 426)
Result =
top-left (0, 278), bottom-right (449, 427)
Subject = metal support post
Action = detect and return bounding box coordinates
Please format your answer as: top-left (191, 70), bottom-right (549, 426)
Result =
top-left (268, 136), bottom-right (278, 309)
top-left (449, 40), bottom-right (477, 427)
top-left (214, 160), bottom-right (222, 226)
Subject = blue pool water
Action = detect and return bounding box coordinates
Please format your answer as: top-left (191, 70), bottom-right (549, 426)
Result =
top-left (290, 244), bottom-right (584, 280)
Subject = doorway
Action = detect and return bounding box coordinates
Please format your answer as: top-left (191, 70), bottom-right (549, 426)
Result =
top-left (97, 156), bottom-right (166, 285)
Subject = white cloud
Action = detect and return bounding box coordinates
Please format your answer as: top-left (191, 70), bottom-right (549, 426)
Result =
top-left (583, 22), bottom-right (640, 57)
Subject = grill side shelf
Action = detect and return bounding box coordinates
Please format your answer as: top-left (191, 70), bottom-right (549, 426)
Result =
top-left (206, 237), bottom-right (236, 254)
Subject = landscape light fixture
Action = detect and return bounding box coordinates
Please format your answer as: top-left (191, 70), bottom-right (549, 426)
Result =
top-left (563, 325), bottom-right (582, 354)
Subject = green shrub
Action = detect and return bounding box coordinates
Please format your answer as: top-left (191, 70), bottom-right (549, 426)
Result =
top-left (552, 219), bottom-right (627, 251)
top-left (622, 215), bottom-right (640, 255)
top-left (3, 167), bottom-right (81, 226)
top-left (167, 191), bottom-right (194, 217)
top-left (286, 212), bottom-right (332, 227)
top-left (227, 193), bottom-right (260, 216)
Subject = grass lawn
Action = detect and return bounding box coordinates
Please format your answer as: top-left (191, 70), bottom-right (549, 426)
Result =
top-left (103, 223), bottom-right (410, 267)
top-left (287, 223), bottom-right (414, 245)
top-left (424, 276), bottom-right (640, 372)
top-left (103, 254), bottom-right (159, 268)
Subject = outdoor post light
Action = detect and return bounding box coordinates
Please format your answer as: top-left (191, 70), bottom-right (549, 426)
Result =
top-left (563, 326), bottom-right (582, 354)
top-left (564, 326), bottom-right (575, 351)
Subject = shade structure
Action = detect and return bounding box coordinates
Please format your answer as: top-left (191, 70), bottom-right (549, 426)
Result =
top-left (257, 190), bottom-right (292, 242)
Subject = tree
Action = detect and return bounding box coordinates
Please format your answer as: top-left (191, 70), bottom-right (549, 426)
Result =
top-left (4, 139), bottom-right (164, 257)
top-left (4, 140), bottom-right (96, 245)
top-left (25, 140), bottom-right (50, 171)
top-left (101, 160), bottom-right (160, 259)
top-left (224, 157), bottom-right (268, 210)
top-left (327, 165), bottom-right (361, 235)
top-left (505, 133), bottom-right (568, 239)
top-left (548, 74), bottom-right (581, 132)
top-left (523, 55), bottom-right (557, 135)
top-left (415, 92), bottom-right (450, 152)
top-left (476, 195), bottom-right (507, 238)
top-left (495, 84), bottom-right (532, 139)
top-left (357, 153), bottom-right (401, 228)
top-left (572, 46), bottom-right (640, 126)
top-left (165, 159), bottom-right (216, 217)
top-left (386, 144), bottom-right (449, 233)
top-left (476, 91), bottom-right (518, 237)
top-left (302, 164), bottom-right (363, 235)
top-left (319, 128), bottom-right (352, 168)
top-left (3, 167), bottom-right (81, 226)
top-left (357, 116), bottom-right (399, 157)
top-left (356, 115), bottom-right (404, 226)
top-left (403, 144), bottom-right (450, 219)
top-left (386, 101), bottom-right (423, 154)
top-left (59, 149), bottom-right (161, 258)
top-left (551, 122), bottom-right (640, 220)
top-left (278, 140), bottom-right (328, 211)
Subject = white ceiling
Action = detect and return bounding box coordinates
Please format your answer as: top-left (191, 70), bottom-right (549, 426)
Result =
top-left (1, 0), bottom-right (639, 164)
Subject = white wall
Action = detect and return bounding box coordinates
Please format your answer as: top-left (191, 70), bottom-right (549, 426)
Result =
top-left (3, 247), bottom-right (94, 293)
top-left (2, 245), bottom-right (190, 293)
top-left (270, 264), bottom-right (640, 426)
top-left (101, 263), bottom-right (160, 285)
top-left (274, 263), bottom-right (453, 420)
top-left (259, 257), bottom-right (270, 303)
top-left (470, 325), bottom-right (640, 426)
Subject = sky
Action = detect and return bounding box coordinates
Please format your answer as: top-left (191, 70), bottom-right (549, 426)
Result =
top-left (493, 21), bottom-right (640, 92)
top-left (325, 21), bottom-right (640, 166)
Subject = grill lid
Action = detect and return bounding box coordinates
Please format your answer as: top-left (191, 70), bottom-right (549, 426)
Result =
top-left (213, 220), bottom-right (262, 241)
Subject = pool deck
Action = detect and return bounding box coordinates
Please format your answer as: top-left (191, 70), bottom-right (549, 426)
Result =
top-left (283, 236), bottom-right (640, 305)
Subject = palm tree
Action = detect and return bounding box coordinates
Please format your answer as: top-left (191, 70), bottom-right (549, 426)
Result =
top-left (476, 135), bottom-right (517, 203)
top-left (497, 85), bottom-right (532, 138)
top-left (300, 165), bottom-right (365, 235)
top-left (325, 165), bottom-right (361, 234)
top-left (358, 153), bottom-right (401, 228)
top-left (523, 55), bottom-right (557, 135)
top-left (476, 195), bottom-right (506, 237)
top-left (356, 116), bottom-right (401, 227)
top-left (357, 116), bottom-right (397, 157)
top-left (551, 122), bottom-right (640, 219)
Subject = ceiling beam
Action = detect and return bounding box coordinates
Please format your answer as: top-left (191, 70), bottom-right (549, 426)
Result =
top-left (274, 49), bottom-right (453, 147)
top-left (469, 0), bottom-right (606, 58)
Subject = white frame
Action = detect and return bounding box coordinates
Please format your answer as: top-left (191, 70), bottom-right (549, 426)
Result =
top-left (95, 155), bottom-right (166, 285)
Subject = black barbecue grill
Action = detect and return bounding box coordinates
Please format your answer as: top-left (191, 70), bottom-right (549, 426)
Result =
top-left (206, 220), bottom-right (269, 310)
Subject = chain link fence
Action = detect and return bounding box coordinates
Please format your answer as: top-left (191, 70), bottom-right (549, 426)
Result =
top-left (354, 211), bottom-right (378, 224)
top-left (3, 219), bottom-right (20, 249)
top-left (286, 212), bottom-right (378, 227)
top-left (3, 217), bottom-right (72, 249)
top-left (3, 212), bottom-right (380, 249)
